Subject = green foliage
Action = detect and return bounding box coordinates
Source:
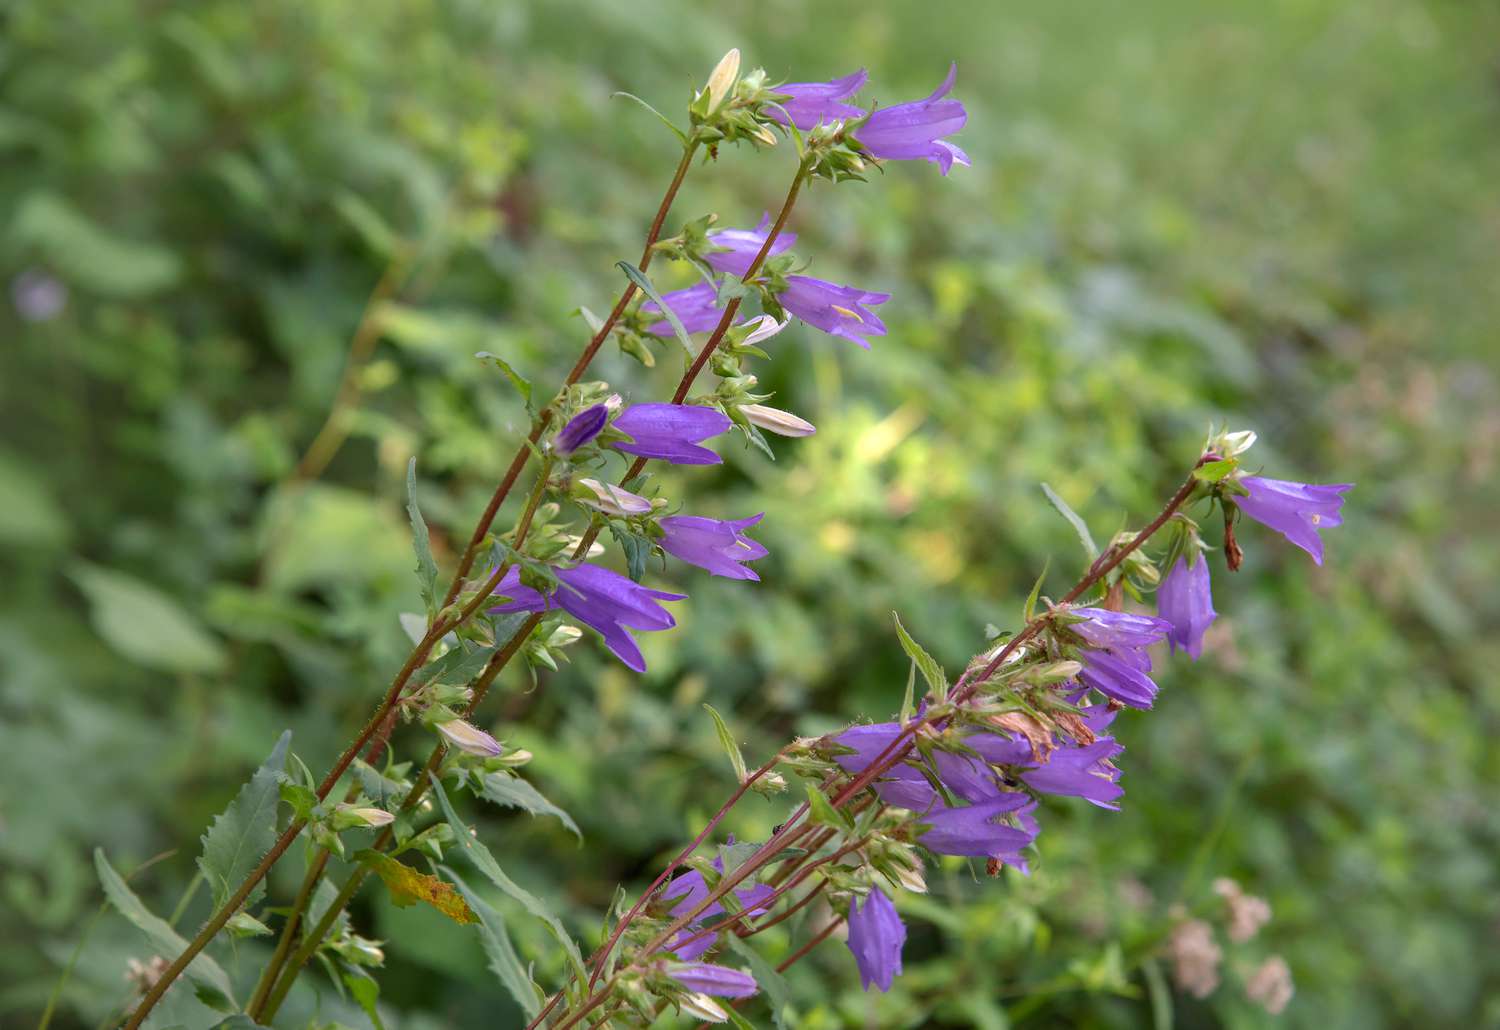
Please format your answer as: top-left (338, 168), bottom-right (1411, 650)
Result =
top-left (475, 771), bottom-right (582, 840)
top-left (197, 731), bottom-right (291, 911)
top-left (69, 564), bottom-right (227, 675)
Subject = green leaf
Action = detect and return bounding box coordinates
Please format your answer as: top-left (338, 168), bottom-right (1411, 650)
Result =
top-left (724, 935), bottom-right (793, 1030)
top-left (1041, 482), bottom-right (1099, 561)
top-left (892, 612), bottom-right (948, 704)
top-left (608, 522), bottom-right (649, 583)
top-left (406, 458), bottom-right (439, 616)
top-left (198, 730), bottom-right (290, 912)
top-left (804, 784), bottom-right (853, 833)
top-left (444, 866), bottom-right (544, 1019)
top-left (429, 775), bottom-right (588, 987)
top-left (343, 970), bottom-right (387, 1030)
top-left (476, 771), bottom-right (581, 839)
top-left (70, 563), bottom-right (227, 675)
top-left (1023, 557), bottom-right (1051, 623)
top-left (94, 849), bottom-right (235, 1009)
top-left (610, 92), bottom-right (689, 144)
top-left (331, 189), bottom-right (397, 258)
top-left (702, 704), bottom-right (749, 783)
top-left (13, 192), bottom-right (181, 297)
top-left (617, 261), bottom-right (696, 357)
top-left (899, 660), bottom-right (917, 726)
top-left (1191, 458), bottom-right (1237, 483)
top-left (473, 351), bottom-right (534, 410)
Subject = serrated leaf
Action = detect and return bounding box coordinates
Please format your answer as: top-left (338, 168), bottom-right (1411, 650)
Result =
top-left (892, 612), bottom-right (948, 704)
top-left (70, 563), bottom-right (226, 674)
top-left (406, 459), bottom-right (439, 616)
top-left (445, 866), bottom-right (543, 1018)
top-left (608, 522), bottom-right (649, 583)
top-left (429, 775), bottom-right (588, 986)
top-left (343, 970), bottom-right (387, 1030)
top-left (702, 704), bottom-right (748, 783)
top-left (94, 849), bottom-right (235, 1008)
top-left (198, 730), bottom-right (290, 911)
top-left (617, 261), bottom-right (696, 357)
top-left (725, 934), bottom-right (794, 1029)
top-left (358, 851), bottom-right (477, 924)
top-left (477, 771), bottom-right (581, 839)
top-left (610, 91), bottom-right (689, 144)
top-left (1041, 482), bottom-right (1099, 561)
top-left (804, 784), bottom-right (853, 833)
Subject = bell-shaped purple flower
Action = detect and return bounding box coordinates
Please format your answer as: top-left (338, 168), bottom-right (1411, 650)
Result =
top-left (846, 887), bottom-right (905, 992)
top-left (1235, 476), bottom-right (1352, 566)
top-left (611, 403), bottom-right (733, 465)
top-left (1158, 556), bottom-right (1217, 659)
top-left (1021, 738), bottom-right (1125, 811)
top-left (489, 564), bottom-right (684, 673)
top-left (854, 63), bottom-right (970, 174)
top-left (659, 513), bottom-right (768, 581)
top-left (832, 723), bottom-right (939, 811)
top-left (662, 853), bottom-right (776, 960)
top-left (779, 275), bottom-right (889, 348)
top-left (1072, 608), bottom-right (1173, 651)
top-left (705, 217), bottom-right (797, 279)
top-left (919, 793), bottom-right (1038, 858)
top-left (667, 962), bottom-right (759, 999)
top-left (1070, 607), bottom-right (1172, 709)
top-left (768, 69), bottom-right (868, 130)
top-left (642, 282), bottom-right (725, 336)
top-left (554, 404), bottom-right (608, 456)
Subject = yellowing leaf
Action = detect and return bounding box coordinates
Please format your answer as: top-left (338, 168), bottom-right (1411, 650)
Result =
top-left (361, 852), bottom-right (477, 925)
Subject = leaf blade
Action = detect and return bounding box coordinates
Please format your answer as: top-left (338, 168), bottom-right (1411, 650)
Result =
top-left (1041, 482), bottom-right (1099, 561)
top-left (197, 730), bottom-right (291, 912)
top-left (406, 458), bottom-right (439, 616)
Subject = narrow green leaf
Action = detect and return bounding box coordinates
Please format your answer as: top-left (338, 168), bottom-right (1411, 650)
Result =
top-left (725, 935), bottom-right (794, 1030)
top-left (198, 730), bottom-right (290, 912)
top-left (474, 351), bottom-right (534, 410)
top-left (445, 866), bottom-right (544, 1018)
top-left (94, 849), bottom-right (235, 1008)
top-left (892, 612), bottom-right (948, 704)
top-left (899, 660), bottom-right (916, 726)
top-left (702, 704), bottom-right (748, 783)
top-left (476, 771), bottom-right (581, 840)
top-left (617, 261), bottom-right (696, 358)
top-left (429, 776), bottom-right (588, 988)
top-left (1143, 956), bottom-right (1174, 1030)
top-left (1023, 557), bottom-right (1051, 623)
top-left (406, 458), bottom-right (439, 616)
top-left (1041, 482), bottom-right (1099, 561)
top-left (804, 784), bottom-right (853, 833)
top-left (610, 92), bottom-right (689, 144)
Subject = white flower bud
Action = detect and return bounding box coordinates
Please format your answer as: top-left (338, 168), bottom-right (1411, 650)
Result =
top-left (892, 860), bottom-right (928, 894)
top-left (680, 993), bottom-right (729, 1023)
top-left (703, 48), bottom-right (740, 114)
top-left (547, 624), bottom-right (583, 649)
top-left (577, 478), bottom-right (652, 516)
top-left (436, 719), bottom-right (503, 757)
top-left (740, 314), bottom-right (790, 346)
top-left (741, 403), bottom-right (815, 438)
top-left (336, 804), bottom-right (396, 829)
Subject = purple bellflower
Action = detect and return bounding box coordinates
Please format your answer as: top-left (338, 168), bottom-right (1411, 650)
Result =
top-left (1158, 556), bottom-right (1217, 659)
top-left (919, 792), bottom-right (1038, 859)
top-left (832, 723), bottom-right (940, 811)
top-left (611, 403), bottom-right (733, 465)
top-left (1235, 476), bottom-right (1352, 565)
top-left (779, 275), bottom-right (889, 348)
top-left (846, 887), bottom-right (905, 992)
top-left (1021, 738), bottom-right (1125, 811)
top-left (705, 217), bottom-right (797, 279)
top-left (769, 69), bottom-right (868, 130)
top-left (667, 962), bottom-right (759, 999)
top-left (854, 63), bottom-right (970, 174)
top-left (659, 514), bottom-right (768, 581)
top-left (642, 282), bottom-right (724, 336)
top-left (663, 854), bottom-right (776, 960)
top-left (489, 564), bottom-right (684, 673)
top-left (1071, 607), bottom-right (1173, 709)
top-left (554, 404), bottom-right (608, 456)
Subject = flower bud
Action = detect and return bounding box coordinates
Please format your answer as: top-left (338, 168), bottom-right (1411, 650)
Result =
top-left (891, 858), bottom-right (927, 894)
top-left (333, 804), bottom-right (396, 830)
top-left (435, 719), bottom-right (503, 757)
top-left (680, 993), bottom-right (730, 1023)
top-left (1209, 428), bottom-right (1257, 457)
top-left (703, 48), bottom-right (740, 114)
top-left (546, 624), bottom-right (583, 649)
top-left (740, 403), bottom-right (815, 438)
top-left (740, 314), bottom-right (789, 346)
top-left (577, 478), bottom-right (653, 516)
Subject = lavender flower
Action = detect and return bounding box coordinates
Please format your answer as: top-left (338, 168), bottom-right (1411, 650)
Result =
top-left (832, 723), bottom-right (940, 811)
top-left (554, 405), bottom-right (608, 455)
top-left (846, 888), bottom-right (905, 992)
top-left (779, 275), bottom-right (889, 348)
top-left (642, 282), bottom-right (724, 336)
top-left (705, 218), bottom-right (797, 279)
top-left (1235, 476), bottom-right (1352, 565)
top-left (768, 69), bottom-right (868, 130)
top-left (489, 564), bottom-right (684, 673)
top-left (854, 63), bottom-right (970, 174)
top-left (659, 514), bottom-right (768, 580)
top-left (667, 962), bottom-right (759, 999)
top-left (740, 403), bottom-right (815, 437)
top-left (1021, 738), bottom-right (1125, 810)
top-left (435, 719), bottom-right (503, 757)
top-left (1158, 556), bottom-right (1216, 659)
top-left (1071, 607), bottom-right (1172, 709)
top-left (611, 403), bottom-right (733, 465)
top-left (919, 793), bottom-right (1038, 858)
top-left (662, 855), bottom-right (776, 960)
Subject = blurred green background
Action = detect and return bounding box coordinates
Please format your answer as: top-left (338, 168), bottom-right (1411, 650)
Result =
top-left (3, 0), bottom-right (1497, 1027)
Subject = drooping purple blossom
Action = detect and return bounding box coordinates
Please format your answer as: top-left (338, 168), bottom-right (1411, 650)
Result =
top-left (662, 854), bottom-right (777, 960)
top-left (1235, 476), bottom-right (1353, 566)
top-left (642, 282), bottom-right (724, 336)
top-left (659, 514), bottom-right (768, 581)
top-left (832, 723), bottom-right (940, 811)
top-left (705, 218), bottom-right (797, 279)
top-left (489, 563), bottom-right (684, 673)
top-left (667, 962), bottom-right (759, 999)
top-left (610, 403), bottom-right (733, 465)
top-left (779, 275), bottom-right (889, 348)
top-left (768, 69), bottom-right (868, 130)
top-left (846, 887), bottom-right (905, 992)
top-left (1158, 556), bottom-right (1217, 659)
top-left (554, 404), bottom-right (608, 456)
top-left (1071, 607), bottom-right (1173, 709)
top-left (918, 792), bottom-right (1038, 858)
top-left (854, 63), bottom-right (970, 174)
top-left (1021, 738), bottom-right (1125, 811)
